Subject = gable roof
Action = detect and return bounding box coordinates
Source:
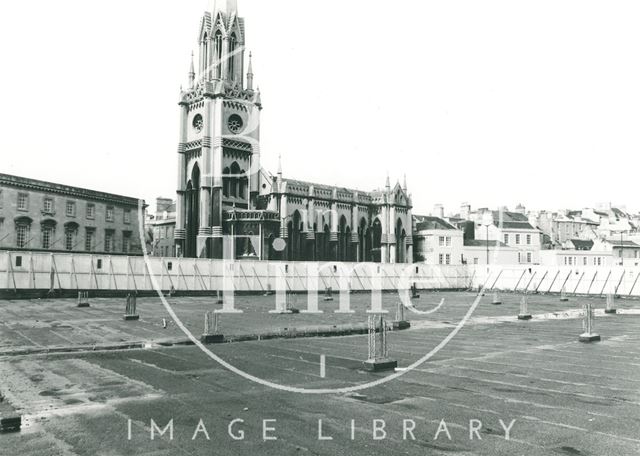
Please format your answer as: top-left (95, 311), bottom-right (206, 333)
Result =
top-left (413, 216), bottom-right (457, 231)
top-left (494, 221), bottom-right (536, 230)
top-left (492, 211), bottom-right (529, 222)
top-left (604, 240), bottom-right (640, 248)
top-left (569, 239), bottom-right (594, 250)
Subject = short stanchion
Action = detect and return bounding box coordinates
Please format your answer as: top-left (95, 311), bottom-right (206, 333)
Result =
top-left (287, 293), bottom-right (300, 313)
top-left (560, 286), bottom-right (569, 302)
top-left (77, 291), bottom-right (90, 308)
top-left (264, 283), bottom-right (274, 296)
top-left (410, 283), bottom-right (420, 299)
top-left (215, 290), bottom-right (224, 305)
top-left (201, 311), bottom-right (224, 344)
top-left (363, 315), bottom-right (397, 372)
top-left (604, 293), bottom-right (617, 314)
top-left (491, 292), bottom-right (502, 305)
top-left (518, 295), bottom-right (532, 320)
top-left (123, 294), bottom-right (140, 321)
top-left (579, 302), bottom-right (601, 343)
top-left (393, 302), bottom-right (410, 330)
top-left (323, 287), bottom-right (334, 302)
top-left (269, 292), bottom-right (297, 314)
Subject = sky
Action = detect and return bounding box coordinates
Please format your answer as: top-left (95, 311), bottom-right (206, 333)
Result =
top-left (1, 0), bottom-right (640, 215)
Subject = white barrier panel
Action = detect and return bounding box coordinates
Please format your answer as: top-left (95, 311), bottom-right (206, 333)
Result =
top-left (470, 265), bottom-right (640, 297)
top-left (0, 251), bottom-right (472, 293)
top-left (5, 251), bottom-right (640, 297)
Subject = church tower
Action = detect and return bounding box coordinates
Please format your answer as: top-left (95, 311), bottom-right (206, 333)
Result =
top-left (175, 0), bottom-right (263, 258)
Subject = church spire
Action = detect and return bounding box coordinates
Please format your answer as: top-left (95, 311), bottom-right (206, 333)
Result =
top-left (213, 0), bottom-right (238, 17)
top-left (247, 51), bottom-right (254, 90)
top-left (277, 154), bottom-right (283, 178)
top-left (385, 173), bottom-right (390, 191)
top-left (403, 174), bottom-right (407, 192)
top-left (189, 51), bottom-right (196, 88)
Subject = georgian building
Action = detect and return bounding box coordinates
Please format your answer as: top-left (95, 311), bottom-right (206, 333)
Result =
top-left (412, 216), bottom-right (464, 265)
top-left (174, 0), bottom-right (414, 263)
top-left (0, 173), bottom-right (144, 255)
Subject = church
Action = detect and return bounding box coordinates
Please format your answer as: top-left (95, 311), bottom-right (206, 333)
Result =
top-left (174, 0), bottom-right (414, 263)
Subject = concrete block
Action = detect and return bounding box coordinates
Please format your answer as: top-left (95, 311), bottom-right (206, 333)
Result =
top-left (579, 333), bottom-right (601, 343)
top-left (200, 334), bottom-right (224, 344)
top-left (0, 415), bottom-right (22, 433)
top-left (363, 359), bottom-right (398, 372)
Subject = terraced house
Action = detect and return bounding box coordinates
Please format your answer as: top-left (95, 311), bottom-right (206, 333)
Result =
top-left (473, 210), bottom-right (542, 264)
top-left (0, 174), bottom-right (144, 255)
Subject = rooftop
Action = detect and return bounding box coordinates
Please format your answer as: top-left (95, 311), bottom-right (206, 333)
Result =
top-left (604, 240), bottom-right (640, 248)
top-left (492, 210), bottom-right (529, 222)
top-left (464, 239), bottom-right (509, 248)
top-left (568, 239), bottom-right (594, 251)
top-left (0, 173), bottom-right (142, 207)
top-left (493, 221), bottom-right (536, 230)
top-left (414, 216), bottom-right (457, 231)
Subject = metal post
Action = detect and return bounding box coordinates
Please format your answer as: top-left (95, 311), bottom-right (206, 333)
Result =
top-left (518, 295), bottom-right (532, 320)
top-left (124, 294), bottom-right (139, 321)
top-left (579, 301), bottom-right (601, 342)
top-left (395, 301), bottom-right (404, 322)
top-left (323, 287), bottom-right (334, 302)
top-left (367, 315), bottom-right (376, 360)
top-left (77, 291), bottom-right (90, 308)
top-left (201, 311), bottom-right (223, 343)
top-left (605, 293), bottom-right (617, 314)
top-left (560, 285), bottom-right (569, 302)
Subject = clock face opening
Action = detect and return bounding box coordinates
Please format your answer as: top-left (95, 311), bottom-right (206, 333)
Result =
top-left (227, 114), bottom-right (244, 134)
top-left (192, 114), bottom-right (203, 133)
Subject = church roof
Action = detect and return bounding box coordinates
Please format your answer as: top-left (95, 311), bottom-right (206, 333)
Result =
top-left (279, 177), bottom-right (410, 207)
top-left (282, 178), bottom-right (364, 196)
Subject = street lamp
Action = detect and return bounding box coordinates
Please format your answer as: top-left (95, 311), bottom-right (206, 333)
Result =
top-left (620, 229), bottom-right (624, 266)
top-left (481, 213), bottom-right (493, 271)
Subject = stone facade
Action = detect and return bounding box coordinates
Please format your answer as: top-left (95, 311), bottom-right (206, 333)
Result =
top-left (0, 173), bottom-right (143, 255)
top-left (175, 1), bottom-right (414, 263)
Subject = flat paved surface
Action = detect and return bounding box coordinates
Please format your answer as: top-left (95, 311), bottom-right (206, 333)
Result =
top-left (0, 292), bottom-right (639, 455)
top-left (1, 291), bottom-right (636, 352)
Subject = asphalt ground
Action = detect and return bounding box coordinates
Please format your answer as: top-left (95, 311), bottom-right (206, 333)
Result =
top-left (0, 291), bottom-right (636, 352)
top-left (0, 292), bottom-right (639, 455)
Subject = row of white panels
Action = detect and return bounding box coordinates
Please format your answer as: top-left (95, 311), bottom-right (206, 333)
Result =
top-left (2, 252), bottom-right (639, 296)
top-left (0, 252), bottom-right (470, 292)
top-left (471, 266), bottom-right (640, 296)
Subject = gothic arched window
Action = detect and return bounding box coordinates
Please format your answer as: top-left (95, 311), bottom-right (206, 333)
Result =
top-left (202, 33), bottom-right (209, 76)
top-left (222, 167), bottom-right (230, 197)
top-left (214, 30), bottom-right (223, 79)
top-left (228, 33), bottom-right (237, 80)
top-left (230, 162), bottom-right (241, 197)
